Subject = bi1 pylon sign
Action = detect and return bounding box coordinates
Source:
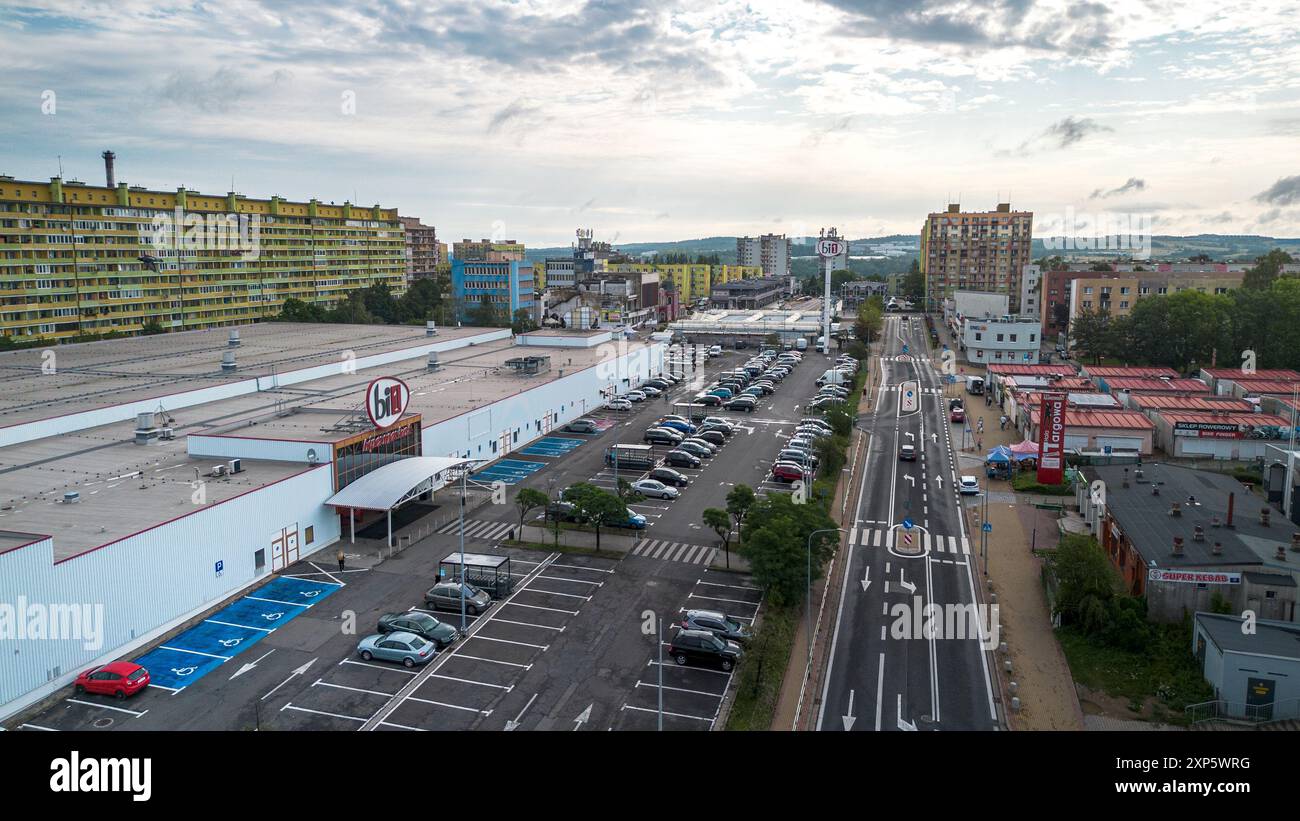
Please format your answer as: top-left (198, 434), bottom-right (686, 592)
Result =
top-left (366, 376), bottom-right (410, 430)
top-left (1037, 393), bottom-right (1067, 485)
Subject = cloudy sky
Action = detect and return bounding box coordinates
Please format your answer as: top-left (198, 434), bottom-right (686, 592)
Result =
top-left (1, 0), bottom-right (1298, 245)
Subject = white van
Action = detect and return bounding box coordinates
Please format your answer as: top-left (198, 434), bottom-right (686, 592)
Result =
top-left (649, 331), bottom-right (674, 343)
top-left (795, 338), bottom-right (808, 351)
top-left (817, 369), bottom-right (850, 387)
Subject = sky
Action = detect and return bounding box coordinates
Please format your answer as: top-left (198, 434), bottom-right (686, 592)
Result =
top-left (1, 0), bottom-right (1298, 246)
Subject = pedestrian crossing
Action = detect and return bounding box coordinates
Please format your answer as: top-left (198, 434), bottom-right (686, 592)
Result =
top-left (435, 518), bottom-right (519, 541)
top-left (631, 539), bottom-right (718, 565)
top-left (852, 527), bottom-right (971, 555)
top-left (878, 385), bottom-right (947, 395)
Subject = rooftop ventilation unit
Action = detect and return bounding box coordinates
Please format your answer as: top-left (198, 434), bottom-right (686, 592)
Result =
top-left (228, 329), bottom-right (241, 347)
top-left (426, 320), bottom-right (438, 337)
top-left (227, 459), bottom-right (242, 475)
top-left (221, 351), bottom-right (237, 372)
top-left (427, 352), bottom-right (440, 371)
top-left (63, 491), bottom-right (80, 504)
top-left (211, 464), bottom-right (227, 477)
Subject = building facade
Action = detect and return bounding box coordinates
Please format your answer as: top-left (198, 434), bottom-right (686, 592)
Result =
top-left (920, 203), bottom-right (1033, 313)
top-left (736, 234), bottom-right (792, 277)
top-left (960, 316), bottom-right (1042, 365)
top-left (451, 259), bottom-right (535, 321)
top-left (0, 173), bottom-right (405, 343)
top-left (452, 238), bottom-right (525, 262)
top-left (398, 217), bottom-right (439, 282)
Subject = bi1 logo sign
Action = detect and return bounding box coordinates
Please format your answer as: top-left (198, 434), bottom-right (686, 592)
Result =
top-left (366, 376), bottom-right (411, 429)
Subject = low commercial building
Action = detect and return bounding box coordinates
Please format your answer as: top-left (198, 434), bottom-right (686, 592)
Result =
top-left (1199, 368), bottom-right (1300, 396)
top-left (1126, 394), bottom-right (1255, 415)
top-left (959, 315), bottom-right (1042, 365)
top-left (1077, 463), bottom-right (1298, 623)
top-left (1218, 377), bottom-right (1300, 401)
top-left (1023, 407), bottom-right (1155, 455)
top-left (1192, 612), bottom-right (1300, 722)
top-left (841, 280), bottom-right (889, 309)
top-left (668, 308), bottom-right (820, 347)
top-left (0, 322), bottom-right (663, 718)
top-left (709, 276), bottom-right (785, 310)
top-left (1081, 365), bottom-right (1179, 381)
top-left (1152, 411), bottom-right (1297, 460)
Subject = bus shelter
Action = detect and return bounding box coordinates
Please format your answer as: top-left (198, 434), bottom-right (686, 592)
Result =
top-left (439, 552), bottom-right (516, 599)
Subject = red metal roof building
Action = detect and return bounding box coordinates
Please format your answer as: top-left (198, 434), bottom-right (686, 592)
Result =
top-left (984, 363), bottom-right (1076, 378)
top-left (1152, 411), bottom-right (1297, 459)
top-left (1127, 394), bottom-right (1254, 414)
top-left (1224, 377), bottom-right (1300, 398)
top-left (1101, 376), bottom-right (1211, 394)
top-left (1023, 407), bottom-right (1155, 455)
top-left (1082, 365), bottom-right (1179, 379)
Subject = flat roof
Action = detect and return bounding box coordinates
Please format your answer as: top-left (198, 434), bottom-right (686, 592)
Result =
top-left (1196, 612), bottom-right (1300, 659)
top-left (0, 329), bottom-right (658, 560)
top-left (0, 322), bottom-right (488, 428)
top-left (1157, 411), bottom-right (1293, 426)
top-left (440, 552), bottom-right (512, 569)
top-left (1129, 395), bottom-right (1254, 412)
top-left (1084, 366), bottom-right (1180, 378)
top-left (1087, 463), bottom-right (1280, 568)
top-left (1028, 408), bottom-right (1154, 429)
top-left (1104, 377), bottom-right (1210, 392)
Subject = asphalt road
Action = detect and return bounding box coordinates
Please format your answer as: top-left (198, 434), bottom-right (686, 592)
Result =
top-left (816, 314), bottom-right (1000, 732)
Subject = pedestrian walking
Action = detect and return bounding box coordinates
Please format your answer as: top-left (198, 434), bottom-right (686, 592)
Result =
top-left (999, 414), bottom-right (1007, 430)
top-left (336, 548), bottom-right (346, 572)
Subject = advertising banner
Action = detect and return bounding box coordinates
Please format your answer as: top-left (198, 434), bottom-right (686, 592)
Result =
top-left (1037, 393), bottom-right (1066, 485)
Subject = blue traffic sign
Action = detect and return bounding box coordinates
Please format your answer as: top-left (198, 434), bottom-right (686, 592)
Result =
top-left (982, 522), bottom-right (993, 532)
top-left (902, 518), bottom-right (914, 530)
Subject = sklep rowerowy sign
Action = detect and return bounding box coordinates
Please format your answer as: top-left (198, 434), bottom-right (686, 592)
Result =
top-left (1037, 393), bottom-right (1067, 485)
top-left (366, 376), bottom-right (410, 430)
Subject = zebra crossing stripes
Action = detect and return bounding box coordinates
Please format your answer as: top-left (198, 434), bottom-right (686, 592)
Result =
top-left (855, 528), bottom-right (971, 555)
top-left (879, 385), bottom-right (946, 395)
top-left (434, 518), bottom-right (518, 541)
top-left (631, 539), bottom-right (717, 565)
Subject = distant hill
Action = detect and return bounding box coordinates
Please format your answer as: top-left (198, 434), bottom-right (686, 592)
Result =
top-left (524, 234), bottom-right (1298, 266)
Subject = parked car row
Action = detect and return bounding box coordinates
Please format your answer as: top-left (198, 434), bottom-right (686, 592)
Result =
top-left (693, 348), bottom-right (802, 413)
top-left (809, 355), bottom-right (859, 412)
top-left (770, 417), bottom-right (834, 483)
top-left (355, 580), bottom-right (493, 668)
top-left (644, 414), bottom-right (737, 473)
top-left (607, 371), bottom-right (685, 408)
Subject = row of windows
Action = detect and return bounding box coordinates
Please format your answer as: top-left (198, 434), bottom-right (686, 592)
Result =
top-left (972, 331), bottom-right (1038, 343)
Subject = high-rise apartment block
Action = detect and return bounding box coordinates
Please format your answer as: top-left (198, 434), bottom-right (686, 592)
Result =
top-left (736, 233), bottom-right (792, 277)
top-left (0, 161), bottom-right (405, 343)
top-left (920, 203), bottom-right (1033, 312)
top-left (453, 238), bottom-right (525, 262)
top-left (399, 216), bottom-right (440, 282)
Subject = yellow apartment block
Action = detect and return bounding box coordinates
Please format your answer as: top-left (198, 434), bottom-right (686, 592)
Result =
top-left (606, 262), bottom-right (762, 303)
top-left (0, 175), bottom-right (406, 343)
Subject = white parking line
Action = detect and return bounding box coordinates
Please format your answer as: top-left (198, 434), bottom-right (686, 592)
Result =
top-left (66, 698), bottom-right (148, 717)
top-left (483, 617), bottom-right (565, 632)
top-left (405, 695), bottom-right (492, 715)
top-left (158, 645), bottom-right (231, 661)
top-left (549, 562), bottom-right (615, 574)
top-left (635, 681), bottom-right (725, 699)
top-left (519, 586), bottom-right (590, 600)
top-left (647, 660), bottom-right (731, 676)
top-left (313, 680), bottom-right (395, 697)
top-left (620, 704), bottom-right (713, 721)
top-left (503, 601), bottom-right (579, 615)
top-left (339, 658), bottom-right (419, 675)
top-left (378, 720), bottom-right (429, 731)
top-left (245, 595), bottom-right (313, 608)
top-left (19, 723), bottom-right (58, 731)
top-left (687, 592), bottom-right (761, 607)
top-left (281, 703), bottom-right (365, 722)
top-left (408, 605), bottom-right (479, 621)
top-left (694, 579), bottom-right (761, 591)
top-left (535, 574), bottom-right (604, 587)
top-left (428, 673), bottom-right (512, 691)
top-left (467, 634), bottom-right (549, 650)
top-left (204, 619), bottom-right (274, 633)
top-left (444, 653), bottom-right (532, 669)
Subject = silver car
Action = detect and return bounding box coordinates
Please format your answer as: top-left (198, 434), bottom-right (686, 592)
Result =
top-left (357, 631), bottom-right (438, 667)
top-left (424, 581), bottom-right (492, 615)
top-left (631, 479), bottom-right (680, 499)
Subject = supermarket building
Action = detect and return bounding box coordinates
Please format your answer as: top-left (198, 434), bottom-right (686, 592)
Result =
top-left (0, 321), bottom-right (662, 718)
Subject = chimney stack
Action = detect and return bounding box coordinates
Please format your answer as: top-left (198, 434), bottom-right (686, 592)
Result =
top-left (102, 150), bottom-right (116, 188)
top-left (1193, 524), bottom-right (1204, 541)
top-left (1172, 536), bottom-right (1184, 557)
top-left (1261, 507), bottom-right (1271, 527)
top-left (1169, 501), bottom-right (1181, 516)
top-left (1227, 492), bottom-right (1235, 527)
top-left (1212, 541), bottom-right (1223, 556)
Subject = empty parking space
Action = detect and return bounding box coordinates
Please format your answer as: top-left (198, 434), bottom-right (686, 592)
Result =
top-left (474, 458), bottom-right (545, 484)
top-left (518, 436), bottom-right (586, 457)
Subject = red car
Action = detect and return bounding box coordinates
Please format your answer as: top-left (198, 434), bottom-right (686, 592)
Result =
top-left (74, 661), bottom-right (150, 699)
top-left (950, 408), bottom-right (965, 423)
top-left (771, 463), bottom-right (805, 483)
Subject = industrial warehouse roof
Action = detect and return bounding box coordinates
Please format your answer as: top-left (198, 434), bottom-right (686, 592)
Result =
top-left (1102, 377), bottom-right (1210, 393)
top-left (1224, 378), bottom-right (1300, 395)
top-left (0, 322), bottom-right (492, 428)
top-left (1128, 395), bottom-right (1254, 412)
top-left (1015, 390), bottom-right (1117, 408)
top-left (326, 456), bottom-right (471, 511)
top-left (1200, 368), bottom-right (1300, 381)
top-left (1084, 464), bottom-right (1267, 569)
top-left (1028, 408), bottom-right (1154, 429)
top-left (984, 364), bottom-right (1076, 377)
top-left (0, 326), bottom-right (659, 560)
top-left (1083, 366), bottom-right (1180, 379)
top-left (1155, 411), bottom-right (1293, 427)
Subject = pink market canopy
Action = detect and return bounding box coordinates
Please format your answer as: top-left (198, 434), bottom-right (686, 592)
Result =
top-left (1009, 440), bottom-right (1039, 456)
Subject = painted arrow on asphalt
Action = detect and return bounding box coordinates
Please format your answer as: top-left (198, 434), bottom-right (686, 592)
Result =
top-left (261, 658), bottom-right (316, 701)
top-left (935, 475), bottom-right (943, 489)
top-left (573, 703), bottom-right (594, 731)
top-left (860, 566), bottom-right (871, 592)
top-left (843, 689), bottom-right (857, 731)
top-left (504, 692), bottom-right (537, 731)
top-left (904, 474), bottom-right (915, 487)
top-left (905, 431), bottom-right (915, 441)
top-left (897, 694), bottom-right (917, 731)
top-left (898, 569), bottom-right (916, 594)
top-left (229, 648), bottom-right (275, 680)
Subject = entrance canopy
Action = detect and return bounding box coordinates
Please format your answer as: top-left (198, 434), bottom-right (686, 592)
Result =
top-left (326, 456), bottom-right (470, 512)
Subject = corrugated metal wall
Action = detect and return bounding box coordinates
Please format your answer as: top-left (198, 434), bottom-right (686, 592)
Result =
top-left (0, 464), bottom-right (338, 717)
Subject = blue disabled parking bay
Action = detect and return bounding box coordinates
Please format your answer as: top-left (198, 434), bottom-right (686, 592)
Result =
top-left (473, 458), bottom-right (545, 484)
top-left (133, 576), bottom-right (339, 691)
top-left (518, 436), bottom-right (586, 457)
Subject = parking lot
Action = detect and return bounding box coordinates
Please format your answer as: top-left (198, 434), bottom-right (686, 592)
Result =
top-left (6, 340), bottom-right (832, 733)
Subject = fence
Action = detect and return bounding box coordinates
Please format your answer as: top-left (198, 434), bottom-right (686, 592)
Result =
top-left (1185, 697), bottom-right (1300, 725)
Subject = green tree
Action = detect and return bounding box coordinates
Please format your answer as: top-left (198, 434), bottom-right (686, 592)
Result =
top-left (362, 283), bottom-right (398, 324)
top-left (466, 296), bottom-right (506, 328)
top-left (562, 482), bottom-right (628, 552)
top-left (397, 278), bottom-right (443, 323)
top-left (725, 484), bottom-right (756, 535)
top-left (703, 507), bottom-right (733, 567)
top-left (830, 268), bottom-right (857, 291)
top-left (1242, 248), bottom-right (1295, 290)
top-left (277, 297), bottom-right (328, 323)
top-left (1053, 534), bottom-right (1121, 632)
top-left (511, 308), bottom-right (537, 334)
top-left (854, 297), bottom-right (883, 344)
top-left (1069, 307), bottom-right (1112, 365)
top-left (514, 487), bottom-right (549, 535)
